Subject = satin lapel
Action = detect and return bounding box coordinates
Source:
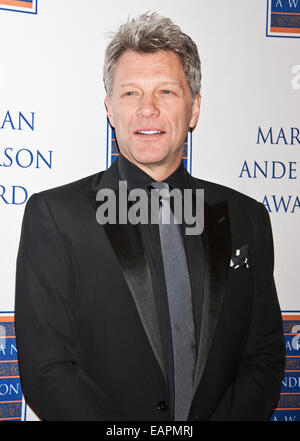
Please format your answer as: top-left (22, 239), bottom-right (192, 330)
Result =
top-left (103, 219), bottom-right (167, 381)
top-left (193, 199), bottom-right (232, 394)
top-left (83, 161), bottom-right (167, 381)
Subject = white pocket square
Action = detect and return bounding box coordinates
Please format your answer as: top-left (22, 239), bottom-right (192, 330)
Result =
top-left (230, 245), bottom-right (250, 269)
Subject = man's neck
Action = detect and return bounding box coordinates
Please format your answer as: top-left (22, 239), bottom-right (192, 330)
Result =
top-left (121, 154), bottom-right (183, 182)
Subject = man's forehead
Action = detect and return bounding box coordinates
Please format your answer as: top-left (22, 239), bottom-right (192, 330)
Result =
top-left (113, 50), bottom-right (186, 84)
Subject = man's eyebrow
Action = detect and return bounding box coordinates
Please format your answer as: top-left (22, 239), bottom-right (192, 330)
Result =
top-left (158, 81), bottom-right (182, 87)
top-left (119, 82), bottom-right (139, 88)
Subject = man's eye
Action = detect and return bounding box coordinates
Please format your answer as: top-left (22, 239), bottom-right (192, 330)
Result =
top-left (125, 91), bottom-right (135, 96)
top-left (161, 90), bottom-right (172, 95)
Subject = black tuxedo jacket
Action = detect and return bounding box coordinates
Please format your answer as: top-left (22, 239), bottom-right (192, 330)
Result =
top-left (15, 159), bottom-right (285, 421)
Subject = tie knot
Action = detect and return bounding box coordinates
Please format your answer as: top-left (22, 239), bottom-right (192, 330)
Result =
top-left (150, 182), bottom-right (170, 200)
top-left (151, 181), bottom-right (169, 190)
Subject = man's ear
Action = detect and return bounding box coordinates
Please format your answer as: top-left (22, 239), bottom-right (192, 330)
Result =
top-left (189, 94), bottom-right (201, 129)
top-left (105, 96), bottom-right (115, 127)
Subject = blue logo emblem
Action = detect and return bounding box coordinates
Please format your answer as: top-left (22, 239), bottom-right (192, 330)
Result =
top-left (0, 0), bottom-right (37, 15)
top-left (270, 312), bottom-right (300, 421)
top-left (266, 0), bottom-right (300, 38)
top-left (0, 313), bottom-right (25, 421)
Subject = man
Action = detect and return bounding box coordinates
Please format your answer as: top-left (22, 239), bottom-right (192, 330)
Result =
top-left (15, 13), bottom-right (285, 421)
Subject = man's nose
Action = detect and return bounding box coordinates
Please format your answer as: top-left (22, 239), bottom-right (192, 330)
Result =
top-left (136, 94), bottom-right (160, 118)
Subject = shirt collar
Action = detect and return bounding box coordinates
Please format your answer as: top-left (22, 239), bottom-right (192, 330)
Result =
top-left (117, 153), bottom-right (186, 191)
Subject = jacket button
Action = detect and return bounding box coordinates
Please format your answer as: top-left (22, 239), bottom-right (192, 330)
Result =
top-left (157, 400), bottom-right (168, 411)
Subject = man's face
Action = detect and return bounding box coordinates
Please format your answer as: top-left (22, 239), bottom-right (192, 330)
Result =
top-left (105, 50), bottom-right (200, 174)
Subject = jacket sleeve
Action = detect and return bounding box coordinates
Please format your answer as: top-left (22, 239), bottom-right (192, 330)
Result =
top-left (15, 193), bottom-right (124, 421)
top-left (211, 203), bottom-right (286, 421)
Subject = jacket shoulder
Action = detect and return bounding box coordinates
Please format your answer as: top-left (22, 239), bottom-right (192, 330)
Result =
top-left (41, 171), bottom-right (104, 198)
top-left (194, 176), bottom-right (262, 211)
top-left (26, 171), bottom-right (104, 205)
top-left (192, 176), bottom-right (270, 242)
top-left (23, 171), bottom-right (106, 226)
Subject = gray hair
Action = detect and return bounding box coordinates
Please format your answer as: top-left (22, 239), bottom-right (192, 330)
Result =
top-left (103, 12), bottom-right (201, 99)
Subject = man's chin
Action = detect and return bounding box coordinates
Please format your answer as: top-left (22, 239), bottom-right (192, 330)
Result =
top-left (135, 155), bottom-right (165, 165)
top-left (123, 151), bottom-right (168, 168)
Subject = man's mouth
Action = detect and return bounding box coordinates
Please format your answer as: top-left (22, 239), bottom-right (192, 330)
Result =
top-left (134, 130), bottom-right (165, 135)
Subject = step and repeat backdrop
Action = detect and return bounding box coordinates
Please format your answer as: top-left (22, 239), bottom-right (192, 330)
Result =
top-left (0, 0), bottom-right (299, 421)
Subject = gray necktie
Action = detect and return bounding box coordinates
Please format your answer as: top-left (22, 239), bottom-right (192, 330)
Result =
top-left (151, 182), bottom-right (196, 421)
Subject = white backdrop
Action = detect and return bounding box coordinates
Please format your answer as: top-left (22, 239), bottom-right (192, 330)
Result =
top-left (0, 0), bottom-right (299, 421)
